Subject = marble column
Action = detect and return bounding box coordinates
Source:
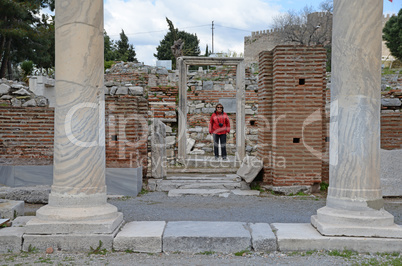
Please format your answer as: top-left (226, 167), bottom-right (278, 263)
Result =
top-left (25, 0), bottom-right (122, 242)
top-left (311, 0), bottom-right (401, 238)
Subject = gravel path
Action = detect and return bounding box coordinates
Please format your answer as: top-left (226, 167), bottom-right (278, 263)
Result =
top-left (0, 248), bottom-right (401, 265)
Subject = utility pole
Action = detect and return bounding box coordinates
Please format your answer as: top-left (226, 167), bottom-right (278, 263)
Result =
top-left (211, 21), bottom-right (214, 54)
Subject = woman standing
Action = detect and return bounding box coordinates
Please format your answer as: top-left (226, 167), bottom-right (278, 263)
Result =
top-left (209, 103), bottom-right (230, 160)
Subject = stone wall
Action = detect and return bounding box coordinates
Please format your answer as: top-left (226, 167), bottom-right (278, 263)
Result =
top-left (104, 63), bottom-right (259, 167)
top-left (0, 78), bottom-right (148, 173)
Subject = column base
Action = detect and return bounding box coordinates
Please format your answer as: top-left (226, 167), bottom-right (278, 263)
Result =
top-left (25, 204), bottom-right (123, 234)
top-left (23, 223), bottom-right (121, 252)
top-left (311, 206), bottom-right (402, 238)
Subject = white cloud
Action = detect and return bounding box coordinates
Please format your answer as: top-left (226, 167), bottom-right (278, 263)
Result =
top-left (104, 0), bottom-right (282, 65)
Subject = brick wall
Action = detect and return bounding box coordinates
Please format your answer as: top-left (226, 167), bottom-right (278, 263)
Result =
top-left (257, 51), bottom-right (274, 183)
top-left (0, 95), bottom-right (148, 175)
top-left (0, 107), bottom-right (54, 165)
top-left (381, 113), bottom-right (402, 150)
top-left (105, 95), bottom-right (148, 174)
top-left (258, 45), bottom-right (327, 186)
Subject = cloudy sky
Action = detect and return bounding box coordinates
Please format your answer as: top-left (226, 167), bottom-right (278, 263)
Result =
top-left (103, 0), bottom-right (400, 66)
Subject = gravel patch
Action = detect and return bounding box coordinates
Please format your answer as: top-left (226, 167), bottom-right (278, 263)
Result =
top-left (0, 249), bottom-right (400, 265)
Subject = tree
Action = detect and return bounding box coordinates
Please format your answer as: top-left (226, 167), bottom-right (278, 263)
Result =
top-left (204, 44), bottom-right (211, 57)
top-left (271, 1), bottom-right (333, 71)
top-left (154, 17), bottom-right (200, 68)
top-left (104, 30), bottom-right (117, 61)
top-left (0, 0), bottom-right (55, 79)
top-left (319, 0), bottom-right (333, 13)
top-left (383, 9), bottom-right (402, 62)
top-left (104, 29), bottom-right (137, 64)
top-left (272, 5), bottom-right (332, 46)
top-left (116, 30), bottom-right (137, 62)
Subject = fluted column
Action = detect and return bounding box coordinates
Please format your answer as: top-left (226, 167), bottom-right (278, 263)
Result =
top-left (26, 0), bottom-right (122, 235)
top-left (311, 0), bottom-right (402, 238)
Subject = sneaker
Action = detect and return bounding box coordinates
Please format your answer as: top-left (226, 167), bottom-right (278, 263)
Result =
top-left (214, 157), bottom-right (219, 160)
top-left (222, 157), bottom-right (228, 161)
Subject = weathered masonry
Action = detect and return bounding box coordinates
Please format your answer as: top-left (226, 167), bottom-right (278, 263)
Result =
top-left (257, 45), bottom-right (328, 188)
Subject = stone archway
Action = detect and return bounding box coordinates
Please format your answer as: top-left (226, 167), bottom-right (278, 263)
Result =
top-left (176, 57), bottom-right (246, 163)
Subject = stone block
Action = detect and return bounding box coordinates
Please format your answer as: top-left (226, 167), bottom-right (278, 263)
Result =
top-left (25, 211), bottom-right (123, 235)
top-left (203, 81), bottom-right (214, 90)
top-left (0, 200), bottom-right (24, 220)
top-left (163, 221), bottom-right (251, 253)
top-left (168, 189), bottom-right (231, 197)
top-left (0, 227), bottom-right (24, 253)
top-left (106, 168), bottom-right (142, 196)
top-left (270, 185), bottom-right (312, 196)
top-left (11, 216), bottom-right (34, 227)
top-left (3, 185), bottom-right (50, 204)
top-left (273, 223), bottom-right (402, 253)
top-left (231, 190), bottom-right (259, 196)
top-left (381, 149), bottom-right (402, 197)
top-left (22, 99), bottom-right (36, 107)
top-left (0, 83), bottom-right (11, 95)
top-left (224, 84), bottom-right (235, 90)
top-left (0, 95), bottom-right (12, 100)
top-left (115, 87), bottom-right (128, 95)
top-left (186, 138), bottom-right (195, 154)
top-left (245, 109), bottom-right (255, 115)
top-left (12, 88), bottom-right (30, 95)
top-left (249, 223), bottom-right (277, 251)
top-left (219, 98), bottom-right (237, 113)
top-left (11, 98), bottom-right (21, 107)
top-left (189, 149), bottom-right (205, 155)
top-left (237, 156), bottom-right (263, 183)
top-left (14, 165), bottom-right (53, 188)
top-left (202, 107), bottom-right (215, 113)
top-left (23, 233), bottom-right (116, 252)
top-left (128, 86), bottom-right (143, 95)
top-left (166, 136), bottom-right (176, 145)
top-left (114, 221), bottom-right (166, 252)
top-left (381, 98), bottom-right (401, 107)
top-left (152, 119), bottom-right (166, 179)
top-left (0, 165), bottom-right (14, 187)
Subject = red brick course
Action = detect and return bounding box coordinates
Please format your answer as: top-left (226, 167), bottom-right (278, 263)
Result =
top-left (0, 95), bottom-right (148, 176)
top-left (257, 45), bottom-right (327, 186)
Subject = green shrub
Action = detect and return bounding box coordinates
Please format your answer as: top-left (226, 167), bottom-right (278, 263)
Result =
top-left (104, 60), bottom-right (115, 71)
top-left (20, 60), bottom-right (34, 79)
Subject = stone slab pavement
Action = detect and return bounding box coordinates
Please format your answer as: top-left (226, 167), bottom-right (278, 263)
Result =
top-left (0, 191), bottom-right (402, 254)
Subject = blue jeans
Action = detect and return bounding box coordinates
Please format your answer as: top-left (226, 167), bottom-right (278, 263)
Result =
top-left (213, 134), bottom-right (227, 158)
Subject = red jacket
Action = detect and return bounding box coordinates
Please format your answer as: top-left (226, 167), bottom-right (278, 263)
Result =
top-left (209, 112), bottom-right (230, 135)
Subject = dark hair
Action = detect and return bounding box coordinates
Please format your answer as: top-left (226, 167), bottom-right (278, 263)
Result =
top-left (215, 103), bottom-right (224, 113)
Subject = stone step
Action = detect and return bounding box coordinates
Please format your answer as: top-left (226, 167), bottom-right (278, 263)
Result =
top-left (167, 167), bottom-right (237, 174)
top-left (184, 158), bottom-right (241, 168)
top-left (168, 189), bottom-right (260, 197)
top-left (148, 179), bottom-right (249, 192)
top-left (166, 174), bottom-right (241, 181)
